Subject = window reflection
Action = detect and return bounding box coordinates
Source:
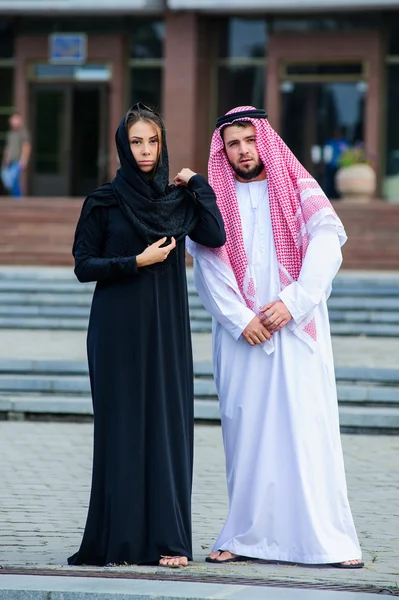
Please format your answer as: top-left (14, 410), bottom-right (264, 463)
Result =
top-left (130, 68), bottom-right (163, 113)
top-left (272, 14), bottom-right (382, 33)
top-left (218, 66), bottom-right (265, 116)
top-left (0, 20), bottom-right (13, 58)
top-left (384, 65), bottom-right (399, 201)
top-left (130, 20), bottom-right (165, 59)
top-left (219, 18), bottom-right (267, 59)
top-left (281, 81), bottom-right (365, 195)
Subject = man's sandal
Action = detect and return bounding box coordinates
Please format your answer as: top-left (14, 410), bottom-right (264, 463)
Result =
top-left (206, 550), bottom-right (249, 564)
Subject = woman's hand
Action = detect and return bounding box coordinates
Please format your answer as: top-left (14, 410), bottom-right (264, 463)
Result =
top-left (173, 168), bottom-right (197, 187)
top-left (136, 237), bottom-right (176, 267)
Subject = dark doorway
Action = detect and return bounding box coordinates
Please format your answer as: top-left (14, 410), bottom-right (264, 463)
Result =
top-left (30, 83), bottom-right (108, 197)
top-left (280, 79), bottom-right (366, 192)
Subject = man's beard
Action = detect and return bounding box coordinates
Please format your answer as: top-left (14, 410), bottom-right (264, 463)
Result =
top-left (233, 159), bottom-right (265, 181)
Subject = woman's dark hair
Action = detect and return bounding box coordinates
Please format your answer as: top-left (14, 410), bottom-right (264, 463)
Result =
top-left (125, 103), bottom-right (164, 172)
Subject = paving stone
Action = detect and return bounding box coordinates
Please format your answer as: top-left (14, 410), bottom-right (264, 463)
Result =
top-left (0, 422), bottom-right (398, 590)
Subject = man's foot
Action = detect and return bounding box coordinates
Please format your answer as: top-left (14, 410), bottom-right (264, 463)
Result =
top-left (159, 555), bottom-right (188, 568)
top-left (332, 559), bottom-right (364, 569)
top-left (209, 550), bottom-right (237, 561)
top-left (206, 550), bottom-right (249, 564)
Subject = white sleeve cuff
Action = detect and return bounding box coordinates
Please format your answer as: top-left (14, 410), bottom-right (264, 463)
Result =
top-left (278, 281), bottom-right (317, 324)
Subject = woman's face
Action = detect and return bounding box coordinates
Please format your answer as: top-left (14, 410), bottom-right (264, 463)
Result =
top-left (128, 120), bottom-right (160, 174)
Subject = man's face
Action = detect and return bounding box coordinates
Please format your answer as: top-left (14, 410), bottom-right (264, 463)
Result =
top-left (223, 124), bottom-right (264, 181)
top-left (9, 114), bottom-right (22, 131)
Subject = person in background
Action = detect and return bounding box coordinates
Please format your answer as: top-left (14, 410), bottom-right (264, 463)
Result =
top-left (1, 112), bottom-right (31, 198)
top-left (323, 127), bottom-right (349, 199)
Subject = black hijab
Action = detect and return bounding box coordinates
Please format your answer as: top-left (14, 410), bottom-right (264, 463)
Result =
top-left (73, 105), bottom-right (199, 254)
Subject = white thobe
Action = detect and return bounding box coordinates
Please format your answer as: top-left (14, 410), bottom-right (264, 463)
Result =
top-left (194, 179), bottom-right (361, 564)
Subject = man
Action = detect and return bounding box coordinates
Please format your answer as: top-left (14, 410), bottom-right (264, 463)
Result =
top-left (1, 112), bottom-right (31, 197)
top-left (323, 127), bottom-right (349, 199)
top-left (187, 106), bottom-right (363, 569)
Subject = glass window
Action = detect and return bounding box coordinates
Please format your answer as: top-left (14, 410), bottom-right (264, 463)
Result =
top-left (0, 20), bottom-right (13, 58)
top-left (130, 20), bottom-right (165, 59)
top-left (384, 65), bottom-right (399, 201)
top-left (285, 63), bottom-right (363, 77)
top-left (281, 81), bottom-right (365, 193)
top-left (218, 65), bottom-right (265, 116)
top-left (0, 68), bottom-right (13, 107)
top-left (34, 89), bottom-right (65, 174)
top-left (219, 18), bottom-right (267, 59)
top-left (0, 113), bottom-right (10, 136)
top-left (272, 14), bottom-right (382, 33)
top-left (388, 17), bottom-right (399, 55)
top-left (130, 67), bottom-right (163, 112)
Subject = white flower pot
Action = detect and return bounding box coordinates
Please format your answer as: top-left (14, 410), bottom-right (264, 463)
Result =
top-left (335, 164), bottom-right (376, 202)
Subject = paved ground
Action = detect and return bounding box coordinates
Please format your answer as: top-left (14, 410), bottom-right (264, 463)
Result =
top-left (0, 421), bottom-right (398, 591)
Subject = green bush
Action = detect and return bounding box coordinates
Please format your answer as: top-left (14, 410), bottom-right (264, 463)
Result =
top-left (339, 146), bottom-right (370, 168)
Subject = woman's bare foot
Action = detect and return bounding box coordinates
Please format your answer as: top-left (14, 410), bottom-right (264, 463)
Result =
top-left (159, 555), bottom-right (188, 568)
top-left (339, 559), bottom-right (363, 566)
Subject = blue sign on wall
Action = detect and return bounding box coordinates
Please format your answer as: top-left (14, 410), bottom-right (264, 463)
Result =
top-left (49, 34), bottom-right (87, 65)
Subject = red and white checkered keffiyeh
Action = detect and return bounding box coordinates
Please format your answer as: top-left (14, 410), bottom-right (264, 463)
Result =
top-left (187, 106), bottom-right (346, 351)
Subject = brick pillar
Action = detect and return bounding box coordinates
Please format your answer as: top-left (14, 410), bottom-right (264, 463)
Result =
top-left (163, 12), bottom-right (210, 179)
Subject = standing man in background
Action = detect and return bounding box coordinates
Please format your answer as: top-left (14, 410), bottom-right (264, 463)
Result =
top-left (1, 112), bottom-right (31, 198)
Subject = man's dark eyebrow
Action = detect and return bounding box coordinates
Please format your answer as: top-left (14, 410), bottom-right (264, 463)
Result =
top-left (226, 134), bottom-right (255, 146)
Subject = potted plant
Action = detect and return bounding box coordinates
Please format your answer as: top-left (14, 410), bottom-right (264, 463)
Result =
top-left (335, 145), bottom-right (376, 202)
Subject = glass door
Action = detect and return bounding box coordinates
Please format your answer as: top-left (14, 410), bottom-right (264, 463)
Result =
top-left (280, 63), bottom-right (367, 198)
top-left (30, 85), bottom-right (72, 197)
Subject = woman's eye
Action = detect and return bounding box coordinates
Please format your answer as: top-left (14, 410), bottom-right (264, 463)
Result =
top-left (150, 139), bottom-right (158, 145)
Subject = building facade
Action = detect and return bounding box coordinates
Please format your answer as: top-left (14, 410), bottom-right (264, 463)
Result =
top-left (0, 0), bottom-right (399, 199)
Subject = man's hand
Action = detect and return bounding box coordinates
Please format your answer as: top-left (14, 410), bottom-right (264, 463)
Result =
top-left (260, 301), bottom-right (292, 332)
top-left (136, 237), bottom-right (176, 267)
top-left (242, 316), bottom-right (272, 346)
top-left (173, 168), bottom-right (197, 187)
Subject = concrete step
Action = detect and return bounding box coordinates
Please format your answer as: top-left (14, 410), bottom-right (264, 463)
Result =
top-left (0, 361), bottom-right (398, 435)
top-left (0, 374), bottom-right (397, 405)
top-left (0, 270), bottom-right (399, 334)
top-left (1, 359), bottom-right (398, 383)
top-left (1, 394), bottom-right (399, 433)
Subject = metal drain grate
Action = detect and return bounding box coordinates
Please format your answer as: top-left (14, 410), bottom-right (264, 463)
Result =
top-left (0, 567), bottom-right (397, 596)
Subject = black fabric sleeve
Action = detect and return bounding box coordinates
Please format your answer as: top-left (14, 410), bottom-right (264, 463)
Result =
top-left (187, 174), bottom-right (226, 248)
top-left (73, 207), bottom-right (139, 283)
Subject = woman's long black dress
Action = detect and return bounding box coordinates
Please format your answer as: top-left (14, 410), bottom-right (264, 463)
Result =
top-left (68, 174), bottom-right (225, 566)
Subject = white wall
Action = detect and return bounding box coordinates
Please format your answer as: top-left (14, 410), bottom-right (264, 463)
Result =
top-left (168, 0), bottom-right (399, 11)
top-left (0, 0), bottom-right (162, 13)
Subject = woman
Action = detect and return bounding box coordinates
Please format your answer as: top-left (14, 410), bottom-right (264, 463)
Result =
top-left (68, 103), bottom-right (225, 568)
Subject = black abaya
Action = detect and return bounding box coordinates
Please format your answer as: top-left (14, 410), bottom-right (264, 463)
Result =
top-left (68, 174), bottom-right (225, 566)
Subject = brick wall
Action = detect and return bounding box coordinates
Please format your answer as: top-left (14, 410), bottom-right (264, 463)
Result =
top-left (0, 198), bottom-right (398, 269)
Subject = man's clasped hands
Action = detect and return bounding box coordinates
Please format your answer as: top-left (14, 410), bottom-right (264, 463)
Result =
top-left (242, 300), bottom-right (293, 347)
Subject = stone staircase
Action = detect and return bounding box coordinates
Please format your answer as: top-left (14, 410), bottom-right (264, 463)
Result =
top-left (0, 269), bottom-right (398, 336)
top-left (0, 358), bottom-right (398, 433)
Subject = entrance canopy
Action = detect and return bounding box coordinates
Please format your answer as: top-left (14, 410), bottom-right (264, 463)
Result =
top-left (0, 0), bottom-right (162, 14)
top-left (168, 0), bottom-right (399, 10)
